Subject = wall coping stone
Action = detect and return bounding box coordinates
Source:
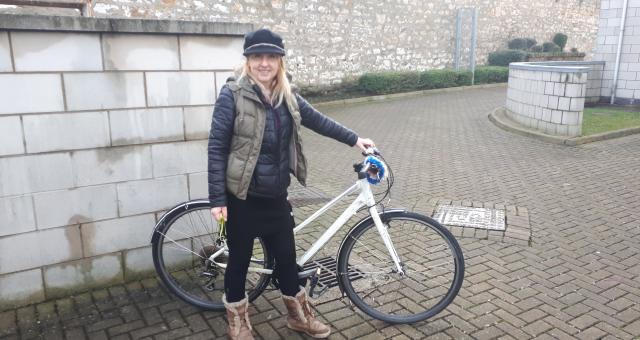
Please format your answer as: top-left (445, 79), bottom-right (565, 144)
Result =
top-left (510, 61), bottom-right (604, 73)
top-left (0, 14), bottom-right (253, 35)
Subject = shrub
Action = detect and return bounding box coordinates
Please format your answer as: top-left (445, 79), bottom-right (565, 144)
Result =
top-left (542, 41), bottom-right (561, 52)
top-left (418, 69), bottom-right (460, 89)
top-left (525, 38), bottom-right (537, 49)
top-left (473, 66), bottom-right (509, 84)
top-left (487, 49), bottom-right (528, 66)
top-left (357, 68), bottom-right (508, 95)
top-left (570, 47), bottom-right (578, 53)
top-left (553, 33), bottom-right (568, 51)
top-left (508, 38), bottom-right (528, 50)
top-left (508, 38), bottom-right (537, 50)
top-left (530, 45), bottom-right (543, 52)
top-left (456, 71), bottom-right (473, 86)
top-left (358, 72), bottom-right (420, 94)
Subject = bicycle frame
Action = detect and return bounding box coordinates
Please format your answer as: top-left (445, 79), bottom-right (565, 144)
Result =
top-left (209, 177), bottom-right (405, 276)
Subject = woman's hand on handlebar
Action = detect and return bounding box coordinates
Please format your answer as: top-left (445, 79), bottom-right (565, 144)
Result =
top-left (355, 137), bottom-right (375, 152)
top-left (211, 206), bottom-right (227, 222)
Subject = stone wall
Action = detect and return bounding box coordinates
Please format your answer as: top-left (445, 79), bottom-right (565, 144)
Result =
top-left (1, 0), bottom-right (601, 87)
top-left (0, 15), bottom-right (250, 310)
top-left (505, 62), bottom-right (606, 137)
top-left (592, 0), bottom-right (640, 103)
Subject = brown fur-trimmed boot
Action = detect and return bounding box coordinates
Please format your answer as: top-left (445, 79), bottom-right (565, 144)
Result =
top-left (223, 294), bottom-right (254, 340)
top-left (282, 288), bottom-right (331, 338)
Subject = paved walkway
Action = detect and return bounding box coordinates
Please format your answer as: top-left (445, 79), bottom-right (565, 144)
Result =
top-left (2, 86), bottom-right (639, 339)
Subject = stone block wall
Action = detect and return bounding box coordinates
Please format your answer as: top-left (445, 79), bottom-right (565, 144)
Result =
top-left (506, 62), bottom-right (598, 137)
top-left (0, 16), bottom-right (251, 310)
top-left (510, 61), bottom-right (606, 104)
top-left (592, 0), bottom-right (640, 103)
top-left (1, 0), bottom-right (602, 87)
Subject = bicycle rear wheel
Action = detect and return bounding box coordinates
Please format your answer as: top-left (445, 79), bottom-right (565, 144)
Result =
top-left (337, 211), bottom-right (464, 323)
top-left (151, 200), bottom-right (273, 311)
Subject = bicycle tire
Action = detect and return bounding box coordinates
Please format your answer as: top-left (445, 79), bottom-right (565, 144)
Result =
top-left (151, 200), bottom-right (273, 311)
top-left (337, 211), bottom-right (464, 323)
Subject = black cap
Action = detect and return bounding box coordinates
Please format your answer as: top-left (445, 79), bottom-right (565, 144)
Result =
top-left (243, 29), bottom-right (286, 56)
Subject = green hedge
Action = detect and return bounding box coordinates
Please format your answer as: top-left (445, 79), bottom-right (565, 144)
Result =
top-left (357, 72), bottom-right (421, 94)
top-left (473, 66), bottom-right (509, 84)
top-left (358, 67), bottom-right (508, 95)
top-left (508, 38), bottom-right (537, 50)
top-left (542, 42), bottom-right (561, 52)
top-left (487, 49), bottom-right (528, 66)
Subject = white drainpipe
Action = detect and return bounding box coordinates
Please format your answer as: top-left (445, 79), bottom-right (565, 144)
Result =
top-left (610, 0), bottom-right (630, 104)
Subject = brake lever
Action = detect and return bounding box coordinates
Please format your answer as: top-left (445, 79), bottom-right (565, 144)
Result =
top-left (361, 147), bottom-right (380, 156)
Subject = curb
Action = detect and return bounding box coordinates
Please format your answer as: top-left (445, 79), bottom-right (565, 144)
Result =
top-left (313, 83), bottom-right (507, 107)
top-left (488, 107), bottom-right (640, 146)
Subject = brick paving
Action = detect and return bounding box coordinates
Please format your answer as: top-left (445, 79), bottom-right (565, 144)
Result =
top-left (1, 86), bottom-right (639, 339)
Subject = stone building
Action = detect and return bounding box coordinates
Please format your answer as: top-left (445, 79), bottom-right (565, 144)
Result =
top-left (592, 0), bottom-right (640, 104)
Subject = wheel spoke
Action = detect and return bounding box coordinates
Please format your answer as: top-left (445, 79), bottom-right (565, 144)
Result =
top-left (152, 204), bottom-right (273, 311)
top-left (338, 213), bottom-right (464, 323)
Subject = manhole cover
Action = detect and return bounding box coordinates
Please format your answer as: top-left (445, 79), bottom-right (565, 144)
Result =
top-left (302, 257), bottom-right (365, 288)
top-left (433, 205), bottom-right (506, 231)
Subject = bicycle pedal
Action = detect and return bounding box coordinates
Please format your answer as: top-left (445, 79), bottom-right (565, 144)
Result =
top-left (308, 268), bottom-right (322, 298)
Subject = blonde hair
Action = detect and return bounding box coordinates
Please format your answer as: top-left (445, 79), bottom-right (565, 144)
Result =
top-left (240, 57), bottom-right (295, 109)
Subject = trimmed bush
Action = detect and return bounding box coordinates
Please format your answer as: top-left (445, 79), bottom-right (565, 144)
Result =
top-left (473, 66), bottom-right (509, 84)
top-left (525, 38), bottom-right (537, 49)
top-left (357, 67), bottom-right (508, 95)
top-left (508, 38), bottom-right (529, 50)
top-left (487, 49), bottom-right (528, 66)
top-left (570, 47), bottom-right (578, 53)
top-left (358, 72), bottom-right (421, 94)
top-left (542, 41), bottom-right (561, 52)
top-left (508, 38), bottom-right (537, 50)
top-left (553, 33), bottom-right (568, 51)
top-left (456, 71), bottom-right (473, 86)
top-left (418, 69), bottom-right (460, 89)
top-left (530, 45), bottom-right (543, 52)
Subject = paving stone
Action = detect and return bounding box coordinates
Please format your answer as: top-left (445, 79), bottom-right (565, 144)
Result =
top-left (0, 310), bottom-right (17, 336)
top-left (107, 319), bottom-right (145, 337)
top-left (109, 334), bottom-right (131, 340)
top-left (86, 317), bottom-right (123, 333)
top-left (471, 325), bottom-right (505, 340)
top-left (253, 322), bottom-right (280, 339)
top-left (622, 319), bottom-right (640, 336)
top-left (494, 320), bottom-right (530, 339)
top-left (130, 324), bottom-right (169, 338)
top-left (522, 319), bottom-right (553, 337)
top-left (86, 330), bottom-right (109, 340)
top-left (154, 327), bottom-right (193, 340)
top-left (184, 314), bottom-right (209, 333)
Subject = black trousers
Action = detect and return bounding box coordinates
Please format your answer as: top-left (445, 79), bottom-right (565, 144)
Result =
top-left (224, 193), bottom-right (300, 302)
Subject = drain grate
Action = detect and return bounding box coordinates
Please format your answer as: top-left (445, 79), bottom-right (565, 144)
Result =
top-left (302, 257), bottom-right (365, 288)
top-left (434, 205), bottom-right (506, 231)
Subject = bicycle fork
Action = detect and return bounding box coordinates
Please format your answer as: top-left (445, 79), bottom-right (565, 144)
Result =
top-left (363, 184), bottom-right (406, 276)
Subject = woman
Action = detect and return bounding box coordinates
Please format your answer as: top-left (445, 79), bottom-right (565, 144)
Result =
top-left (208, 28), bottom-right (375, 340)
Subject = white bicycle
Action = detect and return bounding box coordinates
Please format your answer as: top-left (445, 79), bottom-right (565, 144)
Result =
top-left (151, 149), bottom-right (464, 324)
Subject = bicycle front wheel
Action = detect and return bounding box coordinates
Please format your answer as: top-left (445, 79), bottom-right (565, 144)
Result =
top-left (337, 211), bottom-right (464, 323)
top-left (151, 200), bottom-right (273, 311)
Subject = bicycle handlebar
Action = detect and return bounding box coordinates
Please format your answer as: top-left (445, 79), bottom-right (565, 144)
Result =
top-left (361, 147), bottom-right (380, 157)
